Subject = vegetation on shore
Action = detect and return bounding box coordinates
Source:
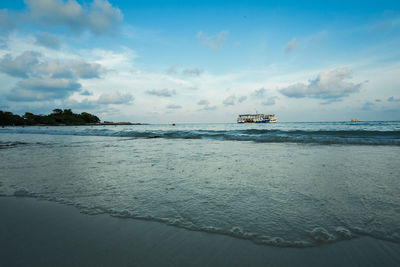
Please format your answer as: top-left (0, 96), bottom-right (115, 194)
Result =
top-left (0, 109), bottom-right (100, 126)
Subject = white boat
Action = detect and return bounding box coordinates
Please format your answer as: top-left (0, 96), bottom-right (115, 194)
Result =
top-left (237, 114), bottom-right (277, 123)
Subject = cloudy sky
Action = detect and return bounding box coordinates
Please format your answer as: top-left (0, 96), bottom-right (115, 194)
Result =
top-left (0, 0), bottom-right (399, 123)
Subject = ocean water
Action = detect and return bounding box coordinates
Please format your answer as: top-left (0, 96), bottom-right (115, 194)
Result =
top-left (1, 121), bottom-right (400, 247)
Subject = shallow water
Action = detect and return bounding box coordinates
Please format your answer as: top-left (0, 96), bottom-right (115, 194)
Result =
top-left (1, 122), bottom-right (400, 247)
top-left (1, 121), bottom-right (399, 145)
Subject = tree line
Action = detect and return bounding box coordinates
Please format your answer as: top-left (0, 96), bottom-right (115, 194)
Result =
top-left (0, 109), bottom-right (100, 126)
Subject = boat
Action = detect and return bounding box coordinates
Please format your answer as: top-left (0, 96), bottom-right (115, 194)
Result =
top-left (237, 113), bottom-right (277, 123)
top-left (351, 119), bottom-right (360, 122)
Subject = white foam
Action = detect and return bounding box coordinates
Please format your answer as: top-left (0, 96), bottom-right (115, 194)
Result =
top-left (310, 227), bottom-right (336, 242)
top-left (351, 226), bottom-right (367, 234)
top-left (290, 240), bottom-right (312, 248)
top-left (120, 209), bottom-right (131, 217)
top-left (80, 208), bottom-right (105, 215)
top-left (13, 188), bottom-right (32, 197)
top-left (391, 232), bottom-right (400, 241)
top-left (230, 226), bottom-right (244, 235)
top-left (256, 236), bottom-right (289, 247)
top-left (200, 225), bottom-right (222, 233)
top-left (268, 237), bottom-right (285, 245)
top-left (335, 226), bottom-right (352, 239)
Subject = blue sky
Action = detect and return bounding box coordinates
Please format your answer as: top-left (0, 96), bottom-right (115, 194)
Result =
top-left (0, 0), bottom-right (400, 122)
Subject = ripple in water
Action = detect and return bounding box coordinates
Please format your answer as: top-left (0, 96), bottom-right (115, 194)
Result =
top-left (1, 124), bottom-right (400, 247)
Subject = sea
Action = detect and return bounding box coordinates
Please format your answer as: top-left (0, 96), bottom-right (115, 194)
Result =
top-left (1, 121), bottom-right (400, 248)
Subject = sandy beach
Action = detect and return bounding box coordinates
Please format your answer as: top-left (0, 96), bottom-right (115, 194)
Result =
top-left (1, 196), bottom-right (399, 267)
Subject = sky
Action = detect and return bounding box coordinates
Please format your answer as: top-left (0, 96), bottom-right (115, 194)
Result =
top-left (0, 0), bottom-right (399, 123)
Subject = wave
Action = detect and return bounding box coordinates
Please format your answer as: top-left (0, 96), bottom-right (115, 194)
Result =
top-left (1, 128), bottom-right (399, 145)
top-left (5, 187), bottom-right (399, 248)
top-left (0, 141), bottom-right (30, 149)
top-left (1, 187), bottom-right (362, 248)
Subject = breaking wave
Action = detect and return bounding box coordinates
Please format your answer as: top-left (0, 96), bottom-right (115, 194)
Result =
top-left (1, 127), bottom-right (399, 145)
top-left (0, 187), bottom-right (370, 248)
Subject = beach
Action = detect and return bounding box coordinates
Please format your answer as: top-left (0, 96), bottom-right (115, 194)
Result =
top-left (1, 122), bottom-right (400, 266)
top-left (1, 0), bottom-right (399, 265)
top-left (2, 196), bottom-right (400, 267)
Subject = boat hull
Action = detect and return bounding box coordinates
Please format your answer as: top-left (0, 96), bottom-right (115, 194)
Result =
top-left (237, 114), bottom-right (277, 123)
top-left (238, 120), bottom-right (276, 123)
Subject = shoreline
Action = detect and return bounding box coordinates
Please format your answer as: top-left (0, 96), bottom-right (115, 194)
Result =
top-left (1, 196), bottom-right (399, 267)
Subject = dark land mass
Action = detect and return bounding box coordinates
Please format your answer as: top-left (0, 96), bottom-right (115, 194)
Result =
top-left (0, 109), bottom-right (146, 126)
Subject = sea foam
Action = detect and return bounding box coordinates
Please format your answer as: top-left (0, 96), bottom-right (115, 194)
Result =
top-left (310, 227), bottom-right (336, 243)
top-left (13, 188), bottom-right (32, 197)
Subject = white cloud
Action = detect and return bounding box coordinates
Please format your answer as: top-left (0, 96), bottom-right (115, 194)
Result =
top-left (201, 105), bottom-right (217, 111)
top-left (68, 60), bottom-right (104, 79)
top-left (0, 9), bottom-right (15, 35)
top-left (166, 104), bottom-right (182, 109)
top-left (80, 90), bottom-right (93, 96)
top-left (388, 96), bottom-right (400, 102)
top-left (223, 95), bottom-right (236, 106)
top-left (35, 32), bottom-right (61, 50)
top-left (261, 97), bottom-right (277, 106)
top-left (24, 0), bottom-right (123, 35)
top-left (88, 0), bottom-right (124, 34)
top-left (97, 91), bottom-right (133, 104)
top-left (35, 60), bottom-right (104, 79)
top-left (183, 67), bottom-right (204, 76)
top-left (0, 50), bottom-right (105, 80)
top-left (238, 96), bottom-right (247, 103)
top-left (197, 30), bottom-right (228, 50)
top-left (146, 88), bottom-right (176, 97)
top-left (285, 37), bottom-right (298, 53)
top-left (165, 64), bottom-right (180, 74)
top-left (8, 78), bottom-right (81, 101)
top-left (250, 88), bottom-right (277, 106)
top-left (197, 99), bottom-right (209, 106)
top-left (368, 17), bottom-right (400, 34)
top-left (165, 65), bottom-right (205, 76)
top-left (0, 48), bottom-right (109, 104)
top-left (362, 101), bottom-right (374, 111)
top-left (0, 51), bottom-right (41, 78)
top-left (251, 88), bottom-right (267, 98)
top-left (280, 68), bottom-right (362, 102)
top-left (197, 99), bottom-right (217, 111)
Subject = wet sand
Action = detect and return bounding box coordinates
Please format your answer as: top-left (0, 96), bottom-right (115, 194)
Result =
top-left (1, 197), bottom-right (399, 267)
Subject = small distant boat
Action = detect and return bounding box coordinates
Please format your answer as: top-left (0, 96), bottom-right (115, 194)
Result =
top-left (351, 119), bottom-right (360, 122)
top-left (237, 113), bottom-right (277, 123)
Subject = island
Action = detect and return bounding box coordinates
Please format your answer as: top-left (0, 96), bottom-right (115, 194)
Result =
top-left (0, 109), bottom-right (147, 126)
